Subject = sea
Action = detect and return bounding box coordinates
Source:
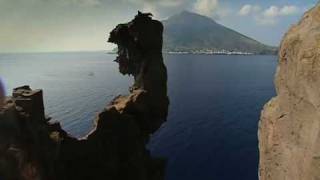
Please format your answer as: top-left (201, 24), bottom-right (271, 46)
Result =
top-left (0, 52), bottom-right (277, 180)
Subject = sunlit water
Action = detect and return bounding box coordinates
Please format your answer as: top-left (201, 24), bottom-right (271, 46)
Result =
top-left (0, 52), bottom-right (277, 180)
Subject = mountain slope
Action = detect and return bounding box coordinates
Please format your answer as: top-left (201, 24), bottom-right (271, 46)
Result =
top-left (162, 11), bottom-right (277, 54)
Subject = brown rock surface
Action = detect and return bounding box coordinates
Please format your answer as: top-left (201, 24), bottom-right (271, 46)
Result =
top-left (0, 12), bottom-right (168, 180)
top-left (258, 4), bottom-right (320, 180)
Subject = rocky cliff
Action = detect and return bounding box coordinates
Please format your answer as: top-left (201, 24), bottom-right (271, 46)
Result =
top-left (0, 12), bottom-right (169, 180)
top-left (259, 4), bottom-right (320, 180)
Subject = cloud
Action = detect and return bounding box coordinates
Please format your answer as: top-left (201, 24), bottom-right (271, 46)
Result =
top-left (193, 0), bottom-right (219, 17)
top-left (279, 5), bottom-right (300, 16)
top-left (25, 0), bottom-right (102, 7)
top-left (238, 4), bottom-right (302, 26)
top-left (238, 4), bottom-right (261, 16)
top-left (258, 5), bottom-right (300, 25)
top-left (263, 5), bottom-right (299, 17)
top-left (126, 0), bottom-right (188, 18)
top-left (263, 6), bottom-right (279, 17)
top-left (239, 5), bottom-right (252, 16)
top-left (79, 0), bottom-right (100, 6)
top-left (158, 0), bottom-right (185, 7)
top-left (142, 3), bottom-right (159, 16)
top-left (128, 0), bottom-right (184, 8)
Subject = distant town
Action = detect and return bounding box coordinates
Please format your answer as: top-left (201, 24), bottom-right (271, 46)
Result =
top-left (108, 49), bottom-right (255, 55)
top-left (164, 49), bottom-right (254, 55)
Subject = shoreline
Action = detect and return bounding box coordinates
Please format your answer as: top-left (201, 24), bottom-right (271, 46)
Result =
top-left (107, 52), bottom-right (276, 56)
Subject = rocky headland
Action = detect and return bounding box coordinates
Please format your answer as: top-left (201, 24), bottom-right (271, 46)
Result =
top-left (0, 12), bottom-right (169, 180)
top-left (259, 3), bottom-right (320, 180)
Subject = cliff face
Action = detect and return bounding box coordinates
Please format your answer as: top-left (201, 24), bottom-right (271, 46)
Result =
top-left (0, 12), bottom-right (169, 180)
top-left (259, 4), bottom-right (320, 180)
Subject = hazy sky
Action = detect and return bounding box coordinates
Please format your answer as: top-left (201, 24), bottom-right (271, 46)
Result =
top-left (0, 0), bottom-right (318, 53)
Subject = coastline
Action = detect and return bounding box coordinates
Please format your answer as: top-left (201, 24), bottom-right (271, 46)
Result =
top-left (108, 51), bottom-right (276, 55)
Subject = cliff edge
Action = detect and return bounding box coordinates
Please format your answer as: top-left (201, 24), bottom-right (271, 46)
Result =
top-left (259, 4), bottom-right (320, 180)
top-left (0, 12), bottom-right (169, 180)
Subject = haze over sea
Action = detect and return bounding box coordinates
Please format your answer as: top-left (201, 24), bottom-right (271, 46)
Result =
top-left (0, 52), bottom-right (277, 180)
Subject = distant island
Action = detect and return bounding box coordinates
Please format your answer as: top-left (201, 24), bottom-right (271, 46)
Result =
top-left (108, 49), bottom-right (255, 55)
top-left (162, 11), bottom-right (278, 55)
top-left (165, 49), bottom-right (254, 55)
top-left (107, 11), bottom-right (278, 55)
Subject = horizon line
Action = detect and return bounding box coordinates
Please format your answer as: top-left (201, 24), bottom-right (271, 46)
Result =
top-left (0, 50), bottom-right (113, 55)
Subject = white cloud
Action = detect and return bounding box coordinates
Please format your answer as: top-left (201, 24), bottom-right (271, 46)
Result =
top-left (263, 6), bottom-right (279, 17)
top-left (279, 5), bottom-right (300, 15)
top-left (127, 0), bottom-right (186, 18)
top-left (55, 0), bottom-right (101, 7)
top-left (258, 5), bottom-right (300, 25)
top-left (239, 5), bottom-right (252, 16)
top-left (158, 0), bottom-right (184, 7)
top-left (263, 5), bottom-right (300, 17)
top-left (239, 4), bottom-right (261, 16)
top-left (238, 4), bottom-right (302, 26)
top-left (193, 0), bottom-right (219, 17)
top-left (128, 0), bottom-right (184, 8)
top-left (142, 3), bottom-right (159, 16)
top-left (79, 0), bottom-right (100, 6)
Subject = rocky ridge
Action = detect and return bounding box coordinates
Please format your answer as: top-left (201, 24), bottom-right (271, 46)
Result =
top-left (0, 12), bottom-right (169, 180)
top-left (258, 4), bottom-right (320, 180)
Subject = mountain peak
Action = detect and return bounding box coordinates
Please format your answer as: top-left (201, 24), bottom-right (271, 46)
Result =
top-left (165, 10), bottom-right (218, 25)
top-left (162, 11), bottom-right (277, 54)
top-left (176, 10), bottom-right (213, 18)
top-left (179, 10), bottom-right (197, 16)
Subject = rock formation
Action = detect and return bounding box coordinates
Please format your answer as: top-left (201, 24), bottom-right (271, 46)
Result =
top-left (259, 4), bottom-right (320, 180)
top-left (0, 12), bottom-right (169, 180)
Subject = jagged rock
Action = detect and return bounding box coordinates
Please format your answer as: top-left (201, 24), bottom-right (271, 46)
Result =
top-left (259, 4), bottom-right (320, 180)
top-left (108, 11), bottom-right (169, 133)
top-left (0, 93), bottom-right (59, 180)
top-left (0, 12), bottom-right (168, 180)
top-left (12, 86), bottom-right (46, 122)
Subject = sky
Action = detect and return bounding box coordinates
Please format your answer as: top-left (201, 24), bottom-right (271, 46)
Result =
top-left (0, 0), bottom-right (318, 53)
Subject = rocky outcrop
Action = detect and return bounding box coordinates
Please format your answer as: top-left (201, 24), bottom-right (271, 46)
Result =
top-left (0, 12), bottom-right (169, 180)
top-left (259, 4), bottom-right (320, 180)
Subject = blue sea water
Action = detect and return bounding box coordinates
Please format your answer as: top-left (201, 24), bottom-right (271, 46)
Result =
top-left (0, 52), bottom-right (277, 180)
